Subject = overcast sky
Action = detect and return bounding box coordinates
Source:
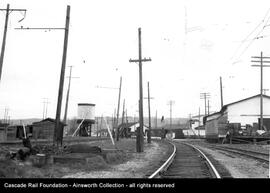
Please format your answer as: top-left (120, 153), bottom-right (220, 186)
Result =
top-left (1, 0), bottom-right (270, 120)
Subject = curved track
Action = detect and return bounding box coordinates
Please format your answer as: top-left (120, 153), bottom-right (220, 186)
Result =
top-left (149, 141), bottom-right (221, 178)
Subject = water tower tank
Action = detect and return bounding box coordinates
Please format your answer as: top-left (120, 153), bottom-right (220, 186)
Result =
top-left (77, 103), bottom-right (95, 123)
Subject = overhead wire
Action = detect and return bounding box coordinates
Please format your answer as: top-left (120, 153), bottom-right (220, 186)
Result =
top-left (230, 8), bottom-right (270, 63)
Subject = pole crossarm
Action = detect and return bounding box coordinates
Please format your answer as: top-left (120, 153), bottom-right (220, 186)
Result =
top-left (144, 97), bottom-right (154, 99)
top-left (251, 56), bottom-right (270, 59)
top-left (251, 61), bottom-right (270, 64)
top-left (129, 58), bottom-right (152, 63)
top-left (0, 8), bottom-right (26, 11)
top-left (14, 27), bottom-right (65, 30)
top-left (250, 51), bottom-right (270, 131)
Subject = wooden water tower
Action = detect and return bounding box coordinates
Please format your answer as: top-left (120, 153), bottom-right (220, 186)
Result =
top-left (77, 103), bottom-right (95, 136)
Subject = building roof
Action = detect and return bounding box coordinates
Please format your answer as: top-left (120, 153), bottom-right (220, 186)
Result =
top-left (220, 94), bottom-right (270, 113)
top-left (203, 94), bottom-right (270, 123)
top-left (32, 118), bottom-right (66, 126)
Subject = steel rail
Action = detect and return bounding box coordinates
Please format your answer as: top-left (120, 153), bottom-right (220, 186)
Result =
top-left (214, 146), bottom-right (269, 156)
top-left (183, 143), bottom-right (221, 178)
top-left (209, 146), bottom-right (269, 163)
top-left (148, 140), bottom-right (176, 178)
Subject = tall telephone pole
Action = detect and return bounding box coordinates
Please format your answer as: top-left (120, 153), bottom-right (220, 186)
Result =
top-left (200, 93), bottom-right (210, 117)
top-left (63, 66), bottom-right (79, 125)
top-left (129, 28), bottom-right (151, 153)
top-left (0, 4), bottom-right (27, 81)
top-left (220, 76), bottom-right (223, 108)
top-left (115, 76), bottom-right (122, 141)
top-left (251, 52), bottom-right (270, 131)
top-left (167, 100), bottom-right (175, 129)
top-left (119, 99), bottom-right (125, 140)
top-left (54, 5), bottom-right (70, 146)
top-left (42, 98), bottom-right (50, 119)
top-left (143, 82), bottom-right (153, 143)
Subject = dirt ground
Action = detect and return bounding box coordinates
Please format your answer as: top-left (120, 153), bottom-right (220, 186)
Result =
top-left (175, 139), bottom-right (269, 178)
top-left (0, 138), bottom-right (173, 178)
top-left (63, 138), bottom-right (173, 178)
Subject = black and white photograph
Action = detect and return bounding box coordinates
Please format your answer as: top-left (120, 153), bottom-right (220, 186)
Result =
top-left (0, 0), bottom-right (269, 190)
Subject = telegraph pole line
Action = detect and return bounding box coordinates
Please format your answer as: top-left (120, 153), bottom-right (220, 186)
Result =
top-left (63, 65), bottom-right (79, 125)
top-left (200, 92), bottom-right (210, 117)
top-left (129, 28), bottom-right (151, 153)
top-left (167, 100), bottom-right (175, 129)
top-left (0, 4), bottom-right (27, 81)
top-left (251, 52), bottom-right (270, 131)
top-left (220, 76), bottom-right (223, 108)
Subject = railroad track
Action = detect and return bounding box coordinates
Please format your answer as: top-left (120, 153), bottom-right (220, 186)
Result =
top-left (149, 141), bottom-right (221, 178)
top-left (207, 145), bottom-right (269, 163)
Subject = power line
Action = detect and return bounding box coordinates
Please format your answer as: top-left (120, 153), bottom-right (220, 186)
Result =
top-left (231, 8), bottom-right (270, 62)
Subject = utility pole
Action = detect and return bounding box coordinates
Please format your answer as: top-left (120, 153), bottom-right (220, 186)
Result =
top-left (99, 115), bottom-right (103, 137)
top-left (129, 28), bottom-right (151, 153)
top-left (251, 52), bottom-right (270, 131)
top-left (146, 82), bottom-right (152, 143)
top-left (167, 100), bottom-right (175, 129)
top-left (116, 76), bottom-right (122, 141)
top-left (0, 4), bottom-right (27, 81)
top-left (207, 100), bottom-right (210, 115)
top-left (220, 76), bottom-right (223, 108)
top-left (198, 107), bottom-right (200, 138)
top-left (200, 93), bottom-right (210, 117)
top-left (12, 6), bottom-right (69, 146)
top-left (143, 82), bottom-right (154, 143)
top-left (45, 99), bottom-right (50, 118)
top-left (54, 5), bottom-right (70, 146)
top-left (119, 99), bottom-right (125, 140)
top-left (125, 109), bottom-right (128, 123)
top-left (155, 110), bottom-right (158, 129)
top-left (63, 66), bottom-right (79, 125)
top-left (42, 98), bottom-right (49, 119)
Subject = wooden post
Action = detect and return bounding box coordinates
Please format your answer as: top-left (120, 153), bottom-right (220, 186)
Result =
top-left (116, 77), bottom-right (122, 141)
top-left (0, 4), bottom-right (9, 81)
top-left (198, 107), bottom-right (200, 138)
top-left (220, 76), bottom-right (223, 108)
top-left (155, 110), bottom-right (157, 129)
top-left (119, 99), bottom-right (125, 139)
top-left (129, 28), bottom-right (151, 152)
top-left (147, 82), bottom-right (151, 143)
top-left (260, 52), bottom-right (263, 131)
top-left (63, 66), bottom-right (73, 125)
top-left (251, 52), bottom-right (270, 131)
top-left (54, 5), bottom-right (70, 146)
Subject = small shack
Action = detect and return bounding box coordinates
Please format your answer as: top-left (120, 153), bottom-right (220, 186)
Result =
top-left (32, 118), bottom-right (65, 140)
